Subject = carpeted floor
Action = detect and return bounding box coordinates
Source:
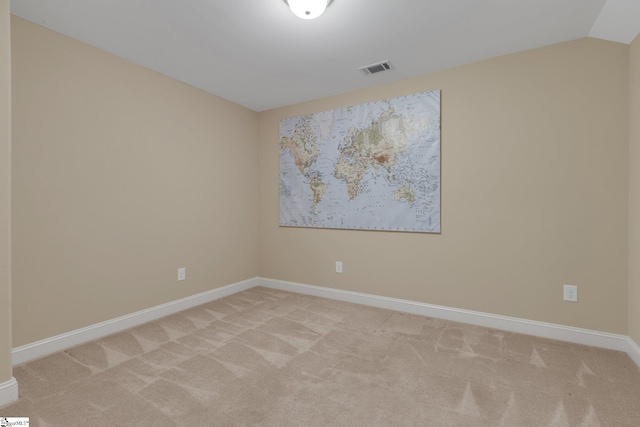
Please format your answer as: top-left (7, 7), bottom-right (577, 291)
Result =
top-left (1, 286), bottom-right (639, 426)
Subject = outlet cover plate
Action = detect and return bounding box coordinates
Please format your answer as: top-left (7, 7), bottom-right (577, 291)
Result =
top-left (178, 267), bottom-right (186, 281)
top-left (563, 284), bottom-right (577, 302)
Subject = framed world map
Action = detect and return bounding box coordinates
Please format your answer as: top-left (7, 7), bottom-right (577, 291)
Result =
top-left (279, 90), bottom-right (441, 233)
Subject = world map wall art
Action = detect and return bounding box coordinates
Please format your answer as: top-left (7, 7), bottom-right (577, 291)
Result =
top-left (279, 90), bottom-right (441, 233)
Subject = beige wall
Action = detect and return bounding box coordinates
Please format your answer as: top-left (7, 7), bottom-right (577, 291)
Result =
top-left (258, 38), bottom-right (630, 334)
top-left (11, 17), bottom-right (259, 347)
top-left (9, 14), bottom-right (636, 350)
top-left (0, 0), bottom-right (12, 382)
top-left (629, 34), bottom-right (640, 345)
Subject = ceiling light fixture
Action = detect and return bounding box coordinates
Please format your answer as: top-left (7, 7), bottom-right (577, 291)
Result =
top-left (284, 0), bottom-right (334, 20)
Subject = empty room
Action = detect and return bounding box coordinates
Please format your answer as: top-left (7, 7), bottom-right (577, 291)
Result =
top-left (1, 0), bottom-right (640, 425)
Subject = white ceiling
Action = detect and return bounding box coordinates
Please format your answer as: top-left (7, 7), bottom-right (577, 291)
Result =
top-left (10, 0), bottom-right (640, 112)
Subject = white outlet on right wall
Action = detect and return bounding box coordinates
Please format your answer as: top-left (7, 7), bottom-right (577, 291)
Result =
top-left (563, 284), bottom-right (578, 302)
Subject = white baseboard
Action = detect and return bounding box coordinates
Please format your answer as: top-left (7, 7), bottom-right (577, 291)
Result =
top-left (258, 277), bottom-right (640, 365)
top-left (627, 337), bottom-right (640, 367)
top-left (12, 275), bottom-right (640, 370)
top-left (0, 377), bottom-right (18, 408)
top-left (12, 277), bottom-right (259, 366)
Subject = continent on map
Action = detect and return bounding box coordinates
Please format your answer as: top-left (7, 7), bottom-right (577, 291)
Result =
top-left (280, 116), bottom-right (320, 176)
top-left (394, 186), bottom-right (415, 205)
top-left (334, 106), bottom-right (408, 200)
top-left (309, 177), bottom-right (327, 212)
top-left (334, 158), bottom-right (366, 200)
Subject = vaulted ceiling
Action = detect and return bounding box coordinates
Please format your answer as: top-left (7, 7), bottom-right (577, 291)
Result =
top-left (11, 0), bottom-right (640, 112)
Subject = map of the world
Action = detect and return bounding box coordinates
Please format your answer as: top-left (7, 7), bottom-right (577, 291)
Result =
top-left (279, 90), bottom-right (441, 233)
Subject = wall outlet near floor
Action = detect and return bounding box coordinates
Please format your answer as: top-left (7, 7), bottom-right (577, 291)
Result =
top-left (336, 261), bottom-right (343, 273)
top-left (178, 267), bottom-right (186, 281)
top-left (563, 284), bottom-right (577, 302)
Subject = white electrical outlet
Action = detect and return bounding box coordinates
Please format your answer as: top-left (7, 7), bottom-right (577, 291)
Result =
top-left (178, 267), bottom-right (186, 281)
top-left (563, 284), bottom-right (577, 302)
top-left (336, 261), bottom-right (343, 273)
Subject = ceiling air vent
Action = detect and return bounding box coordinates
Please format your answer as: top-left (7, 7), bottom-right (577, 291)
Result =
top-left (358, 60), bottom-right (394, 76)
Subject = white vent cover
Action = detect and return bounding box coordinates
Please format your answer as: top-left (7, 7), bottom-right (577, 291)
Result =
top-left (358, 60), bottom-right (394, 75)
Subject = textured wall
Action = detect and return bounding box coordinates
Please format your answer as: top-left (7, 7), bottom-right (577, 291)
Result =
top-left (0, 0), bottom-right (12, 382)
top-left (258, 38), bottom-right (630, 334)
top-left (629, 33), bottom-right (640, 345)
top-left (11, 17), bottom-right (259, 347)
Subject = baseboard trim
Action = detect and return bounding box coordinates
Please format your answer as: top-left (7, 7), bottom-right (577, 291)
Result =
top-left (12, 276), bottom-right (640, 369)
top-left (259, 277), bottom-right (639, 364)
top-left (0, 377), bottom-right (18, 408)
top-left (12, 277), bottom-right (259, 366)
top-left (627, 337), bottom-right (640, 367)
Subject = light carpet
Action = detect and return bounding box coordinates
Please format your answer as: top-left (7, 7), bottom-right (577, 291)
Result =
top-left (1, 287), bottom-right (639, 426)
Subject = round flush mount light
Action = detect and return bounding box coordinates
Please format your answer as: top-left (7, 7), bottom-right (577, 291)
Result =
top-left (284, 0), bottom-right (334, 20)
